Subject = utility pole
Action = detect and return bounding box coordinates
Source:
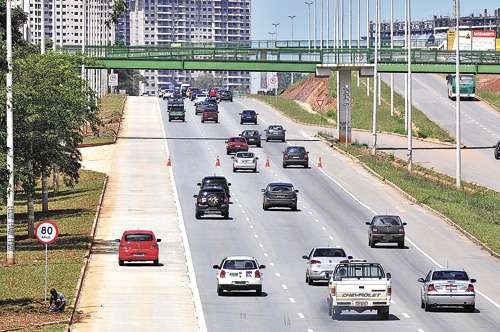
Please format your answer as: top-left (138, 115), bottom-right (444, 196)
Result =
top-left (366, 0), bottom-right (370, 96)
top-left (390, 0), bottom-right (394, 116)
top-left (371, 0), bottom-right (379, 155)
top-left (406, 0), bottom-right (413, 171)
top-left (455, 0), bottom-right (462, 187)
top-left (320, 0), bottom-right (324, 50)
top-left (59, 0), bottom-right (63, 48)
top-left (6, 0), bottom-right (15, 265)
top-left (314, 0), bottom-right (317, 49)
top-left (52, 0), bottom-right (56, 51)
top-left (339, 0), bottom-right (343, 49)
top-left (41, 0), bottom-right (45, 53)
top-left (289, 15), bottom-right (296, 85)
top-left (357, 0), bottom-right (360, 87)
top-left (305, 2), bottom-right (313, 51)
top-left (81, 0), bottom-right (86, 80)
top-left (348, 0), bottom-right (352, 50)
top-left (327, 0), bottom-right (330, 48)
top-left (404, 0), bottom-right (408, 131)
top-left (377, 0), bottom-right (381, 106)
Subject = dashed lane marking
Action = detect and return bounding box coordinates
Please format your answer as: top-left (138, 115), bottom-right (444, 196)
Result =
top-left (254, 234), bottom-right (259, 238)
top-left (270, 262), bottom-right (275, 267)
top-left (241, 210), bottom-right (246, 214)
top-left (282, 284), bottom-right (288, 290)
top-left (275, 272), bottom-right (281, 277)
top-left (329, 235), bottom-right (334, 240)
top-left (245, 217), bottom-right (250, 221)
top-left (264, 253), bottom-right (269, 257)
top-left (289, 297), bottom-right (296, 303)
top-left (250, 225), bottom-right (254, 229)
top-left (258, 243), bottom-right (264, 248)
top-left (402, 312), bottom-right (410, 318)
top-left (297, 313), bottom-right (305, 319)
top-left (321, 226), bottom-right (326, 231)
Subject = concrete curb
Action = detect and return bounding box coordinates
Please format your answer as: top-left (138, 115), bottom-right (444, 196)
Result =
top-left (66, 175), bottom-right (109, 331)
top-left (317, 135), bottom-right (499, 260)
top-left (476, 95), bottom-right (500, 115)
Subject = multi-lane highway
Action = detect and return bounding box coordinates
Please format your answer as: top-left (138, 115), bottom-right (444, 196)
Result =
top-left (158, 96), bottom-right (500, 332)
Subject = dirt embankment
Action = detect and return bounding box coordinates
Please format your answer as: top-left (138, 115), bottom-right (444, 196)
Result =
top-left (282, 75), bottom-right (336, 113)
top-left (477, 75), bottom-right (500, 92)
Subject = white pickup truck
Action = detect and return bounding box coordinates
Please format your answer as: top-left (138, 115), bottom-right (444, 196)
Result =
top-left (326, 262), bottom-right (392, 319)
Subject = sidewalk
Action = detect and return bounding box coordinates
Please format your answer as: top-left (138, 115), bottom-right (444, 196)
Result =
top-left (72, 97), bottom-right (199, 331)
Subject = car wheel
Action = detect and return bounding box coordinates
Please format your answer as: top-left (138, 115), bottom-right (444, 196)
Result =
top-left (465, 304), bottom-right (475, 313)
top-left (332, 307), bottom-right (341, 319)
top-left (257, 143), bottom-right (261, 148)
top-left (291, 205), bottom-right (298, 211)
top-left (240, 121), bottom-right (243, 125)
top-left (233, 167), bottom-right (237, 173)
top-left (420, 298), bottom-right (425, 309)
top-left (223, 212), bottom-right (229, 219)
top-left (282, 139), bottom-right (286, 142)
top-left (201, 119), bottom-right (205, 123)
top-left (305, 273), bottom-right (309, 283)
top-left (308, 277), bottom-right (314, 286)
top-left (369, 238), bottom-right (375, 248)
top-left (282, 163), bottom-right (287, 168)
top-left (118, 259), bottom-right (124, 266)
top-left (168, 118), bottom-right (172, 122)
top-left (377, 308), bottom-right (389, 320)
top-left (217, 286), bottom-right (224, 296)
top-left (195, 212), bottom-right (202, 219)
top-left (256, 286), bottom-right (262, 296)
top-left (398, 241), bottom-right (405, 248)
top-left (266, 138), bottom-right (269, 142)
top-left (263, 202), bottom-right (269, 210)
top-left (182, 118), bottom-right (185, 122)
top-left (226, 150), bottom-right (231, 155)
top-left (253, 167), bottom-right (257, 173)
top-left (424, 302), bottom-right (432, 312)
top-left (153, 259), bottom-right (159, 266)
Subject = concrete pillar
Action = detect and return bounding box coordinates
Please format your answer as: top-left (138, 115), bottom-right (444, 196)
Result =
top-left (338, 70), bottom-right (352, 143)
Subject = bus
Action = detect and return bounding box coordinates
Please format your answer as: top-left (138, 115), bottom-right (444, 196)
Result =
top-left (447, 74), bottom-right (476, 100)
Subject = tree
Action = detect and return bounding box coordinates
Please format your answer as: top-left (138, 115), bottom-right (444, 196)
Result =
top-left (193, 74), bottom-right (224, 90)
top-left (116, 69), bottom-right (144, 95)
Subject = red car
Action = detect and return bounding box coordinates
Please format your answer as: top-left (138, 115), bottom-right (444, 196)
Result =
top-left (209, 87), bottom-right (218, 98)
top-left (116, 230), bottom-right (161, 266)
top-left (226, 137), bottom-right (249, 155)
top-left (202, 109), bottom-right (219, 123)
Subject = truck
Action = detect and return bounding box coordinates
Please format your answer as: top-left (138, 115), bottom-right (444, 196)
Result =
top-left (447, 74), bottom-right (476, 100)
top-left (167, 97), bottom-right (185, 122)
top-left (327, 262), bottom-right (392, 320)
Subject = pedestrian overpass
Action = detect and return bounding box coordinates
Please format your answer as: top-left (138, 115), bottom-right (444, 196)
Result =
top-left (67, 40), bottom-right (500, 74)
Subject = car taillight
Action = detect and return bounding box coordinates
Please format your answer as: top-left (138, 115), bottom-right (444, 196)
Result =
top-left (223, 197), bottom-right (229, 204)
top-left (219, 270), bottom-right (226, 278)
top-left (372, 228), bottom-right (379, 233)
top-left (255, 270), bottom-right (261, 278)
top-left (284, 154), bottom-right (289, 159)
top-left (427, 284), bottom-right (436, 292)
top-left (387, 286), bottom-right (392, 296)
top-left (197, 197), bottom-right (202, 204)
top-left (331, 286), bottom-right (336, 295)
top-left (399, 228), bottom-right (405, 234)
top-left (467, 284), bottom-right (475, 293)
top-left (151, 243), bottom-right (158, 249)
top-left (310, 260), bottom-right (321, 265)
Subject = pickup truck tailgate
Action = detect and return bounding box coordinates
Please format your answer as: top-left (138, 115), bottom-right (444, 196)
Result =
top-left (335, 280), bottom-right (390, 304)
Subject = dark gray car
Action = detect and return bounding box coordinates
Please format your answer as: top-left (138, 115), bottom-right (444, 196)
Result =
top-left (265, 125), bottom-right (286, 142)
top-left (194, 188), bottom-right (229, 219)
top-left (495, 140), bottom-right (500, 159)
top-left (262, 183), bottom-right (298, 210)
top-left (283, 146), bottom-right (309, 168)
top-left (366, 215), bottom-right (407, 248)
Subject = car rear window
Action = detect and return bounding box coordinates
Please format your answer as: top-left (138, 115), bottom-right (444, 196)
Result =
top-left (242, 110), bottom-right (255, 115)
top-left (313, 248), bottom-right (346, 257)
top-left (287, 147), bottom-right (306, 154)
top-left (373, 217), bottom-right (402, 226)
top-left (236, 152), bottom-right (254, 158)
top-left (432, 271), bottom-right (469, 281)
top-left (334, 264), bottom-right (385, 279)
top-left (270, 185), bottom-right (293, 192)
top-left (204, 108), bottom-right (217, 112)
top-left (269, 126), bottom-right (283, 130)
top-left (203, 178), bottom-right (227, 187)
top-left (230, 137), bottom-right (246, 142)
top-left (223, 259), bottom-right (257, 270)
top-left (243, 130), bottom-right (258, 136)
top-left (125, 234), bottom-right (153, 241)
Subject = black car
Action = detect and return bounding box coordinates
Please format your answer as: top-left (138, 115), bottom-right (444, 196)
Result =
top-left (262, 183), bottom-right (298, 211)
top-left (366, 215), bottom-right (407, 248)
top-left (283, 146), bottom-right (309, 168)
top-left (194, 188), bottom-right (229, 219)
top-left (240, 130), bottom-right (261, 147)
top-left (265, 125), bottom-right (286, 142)
top-left (195, 100), bottom-right (218, 115)
top-left (218, 89), bottom-right (233, 102)
top-left (189, 88), bottom-right (201, 101)
top-left (239, 110), bottom-right (258, 125)
top-left (495, 140), bottom-right (500, 159)
top-left (198, 176), bottom-right (231, 198)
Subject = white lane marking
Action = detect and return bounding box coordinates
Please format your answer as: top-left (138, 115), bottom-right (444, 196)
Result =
top-left (302, 205), bottom-right (308, 209)
top-left (259, 243), bottom-right (264, 248)
top-left (241, 210), bottom-right (246, 214)
top-left (157, 100), bottom-right (207, 332)
top-left (234, 198), bottom-right (239, 202)
top-left (282, 284), bottom-right (288, 290)
top-left (238, 204), bottom-right (243, 208)
top-left (322, 226), bottom-right (327, 231)
top-left (250, 225), bottom-right (254, 229)
top-left (289, 297), bottom-right (296, 303)
top-left (329, 235), bottom-right (334, 240)
top-left (402, 312), bottom-right (410, 318)
top-left (297, 313), bottom-right (305, 319)
top-left (245, 217), bottom-right (250, 221)
top-left (275, 272), bottom-right (281, 277)
top-left (314, 219), bottom-right (319, 223)
top-left (308, 211), bottom-right (313, 215)
top-left (391, 299), bottom-right (396, 304)
top-left (264, 253), bottom-right (269, 257)
top-left (417, 329), bottom-right (425, 332)
top-left (270, 262), bottom-right (275, 267)
top-left (254, 234), bottom-right (259, 239)
top-left (314, 154), bottom-right (500, 310)
top-left (307, 329), bottom-right (314, 332)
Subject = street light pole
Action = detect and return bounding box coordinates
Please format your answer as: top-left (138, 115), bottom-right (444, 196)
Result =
top-left (377, 0), bottom-right (381, 106)
top-left (314, 0), bottom-right (317, 49)
top-left (41, 0), bottom-right (45, 53)
top-left (320, 0), bottom-right (324, 50)
top-left (305, 2), bottom-right (313, 51)
top-left (272, 22), bottom-right (280, 42)
top-left (327, 0), bottom-right (330, 48)
top-left (371, 0), bottom-right (379, 155)
top-left (455, 0), bottom-right (462, 187)
top-left (406, 0), bottom-right (413, 171)
top-left (366, 0), bottom-right (370, 96)
top-left (390, 0), bottom-right (394, 116)
top-left (357, 0), bottom-right (360, 86)
top-left (289, 15), bottom-right (296, 85)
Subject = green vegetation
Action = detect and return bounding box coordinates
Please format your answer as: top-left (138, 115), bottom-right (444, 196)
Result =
top-left (83, 93), bottom-right (126, 145)
top-left (322, 136), bottom-right (500, 255)
top-left (250, 95), bottom-right (336, 127)
top-left (478, 90), bottom-right (500, 112)
top-left (329, 74), bottom-right (453, 141)
top-left (0, 170), bottom-right (105, 331)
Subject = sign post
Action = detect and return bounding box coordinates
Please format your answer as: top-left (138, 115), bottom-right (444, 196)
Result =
top-left (35, 220), bottom-right (59, 303)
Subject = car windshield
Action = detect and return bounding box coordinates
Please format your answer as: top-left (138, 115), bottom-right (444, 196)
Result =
top-left (432, 270), bottom-right (469, 281)
top-left (243, 130), bottom-right (258, 136)
top-left (229, 137), bottom-right (246, 142)
top-left (242, 110), bottom-right (255, 115)
top-left (269, 126), bottom-right (283, 130)
top-left (313, 248), bottom-right (346, 257)
top-left (460, 76), bottom-right (474, 84)
top-left (236, 152), bottom-right (254, 158)
top-left (223, 259), bottom-right (257, 270)
top-left (373, 216), bottom-right (402, 226)
top-left (200, 190), bottom-right (224, 196)
top-left (334, 264), bottom-right (385, 279)
top-left (269, 185), bottom-right (293, 192)
top-left (204, 109), bottom-right (217, 112)
top-left (125, 234), bottom-right (153, 241)
top-left (203, 178), bottom-right (227, 187)
top-left (287, 147), bottom-right (306, 154)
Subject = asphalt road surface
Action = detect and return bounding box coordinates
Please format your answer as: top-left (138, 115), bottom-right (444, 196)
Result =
top-left (158, 96), bottom-right (500, 332)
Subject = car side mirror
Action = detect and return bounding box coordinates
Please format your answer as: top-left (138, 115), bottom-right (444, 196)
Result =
top-left (261, 189), bottom-right (265, 192)
top-left (365, 222), bottom-right (371, 225)
top-left (403, 222), bottom-right (407, 226)
top-left (228, 183), bottom-right (231, 186)
top-left (470, 278), bottom-right (476, 283)
top-left (259, 265), bottom-right (266, 269)
top-left (417, 277), bottom-right (425, 283)
top-left (212, 265), bottom-right (220, 269)
top-left (231, 157), bottom-right (234, 159)
top-left (302, 255), bottom-right (309, 260)
top-left (386, 273), bottom-right (392, 280)
top-left (255, 157), bottom-right (259, 160)
top-left (238, 113), bottom-right (242, 115)
top-left (115, 239), bottom-right (120, 243)
top-left (156, 239), bottom-right (162, 242)
top-left (347, 255), bottom-right (353, 259)
top-left (325, 272), bottom-right (330, 280)
top-left (193, 194), bottom-right (198, 198)
top-left (197, 183), bottom-right (201, 186)
top-left (295, 190), bottom-right (299, 193)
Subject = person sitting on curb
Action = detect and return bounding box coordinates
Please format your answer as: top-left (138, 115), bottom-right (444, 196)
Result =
top-left (49, 288), bottom-right (66, 312)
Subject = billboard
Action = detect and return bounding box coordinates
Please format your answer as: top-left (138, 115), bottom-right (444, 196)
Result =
top-left (447, 29), bottom-right (472, 50)
top-left (471, 30), bottom-right (496, 50)
top-left (496, 38), bottom-right (500, 51)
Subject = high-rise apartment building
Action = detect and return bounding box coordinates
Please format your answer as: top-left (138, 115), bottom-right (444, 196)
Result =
top-left (116, 0), bottom-right (252, 95)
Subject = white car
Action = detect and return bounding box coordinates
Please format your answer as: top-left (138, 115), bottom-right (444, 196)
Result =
top-left (213, 256), bottom-right (265, 296)
top-left (303, 247), bottom-right (351, 285)
top-left (232, 152), bottom-right (258, 172)
top-left (193, 94), bottom-right (208, 105)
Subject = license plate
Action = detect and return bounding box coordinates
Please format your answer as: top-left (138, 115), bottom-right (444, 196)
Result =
top-left (134, 253), bottom-right (145, 256)
top-left (233, 281), bottom-right (247, 285)
top-left (355, 301), bottom-right (368, 306)
top-left (230, 273), bottom-right (239, 277)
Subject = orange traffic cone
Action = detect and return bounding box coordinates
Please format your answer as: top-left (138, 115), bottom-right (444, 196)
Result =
top-left (166, 156), bottom-right (172, 167)
top-left (265, 157), bottom-right (271, 168)
top-left (215, 156), bottom-right (221, 168)
top-left (317, 156), bottom-right (323, 168)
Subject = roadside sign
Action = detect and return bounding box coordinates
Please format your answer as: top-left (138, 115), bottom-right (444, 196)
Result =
top-left (35, 220), bottom-right (59, 245)
top-left (267, 72), bottom-right (279, 90)
top-left (316, 98), bottom-right (325, 110)
top-left (108, 73), bottom-right (118, 87)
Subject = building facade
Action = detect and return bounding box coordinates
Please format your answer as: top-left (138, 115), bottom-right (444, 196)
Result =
top-left (116, 0), bottom-right (252, 95)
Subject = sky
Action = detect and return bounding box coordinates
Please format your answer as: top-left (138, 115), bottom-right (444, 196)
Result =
top-left (251, 0), bottom-right (499, 40)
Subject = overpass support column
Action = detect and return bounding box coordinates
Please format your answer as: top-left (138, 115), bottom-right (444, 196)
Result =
top-left (338, 70), bottom-right (352, 143)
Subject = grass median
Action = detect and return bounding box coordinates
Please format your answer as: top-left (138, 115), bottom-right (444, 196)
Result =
top-left (82, 93), bottom-right (126, 146)
top-left (0, 170), bottom-right (106, 331)
top-left (319, 134), bottom-right (500, 255)
top-left (478, 90), bottom-right (500, 112)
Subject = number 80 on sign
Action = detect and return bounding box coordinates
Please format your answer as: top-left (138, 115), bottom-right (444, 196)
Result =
top-left (35, 220), bottom-right (59, 245)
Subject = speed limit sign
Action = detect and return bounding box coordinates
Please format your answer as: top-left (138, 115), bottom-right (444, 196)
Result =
top-left (35, 220), bottom-right (59, 245)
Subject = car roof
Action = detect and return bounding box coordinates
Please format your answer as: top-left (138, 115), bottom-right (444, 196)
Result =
top-left (374, 214), bottom-right (400, 218)
top-left (225, 256), bottom-right (256, 260)
top-left (122, 230), bottom-right (155, 235)
top-left (287, 146), bottom-right (305, 149)
top-left (313, 246), bottom-right (344, 250)
top-left (268, 182), bottom-right (293, 187)
top-left (203, 176), bottom-right (227, 180)
top-left (236, 151), bottom-right (254, 156)
top-left (242, 109), bottom-right (255, 112)
top-left (430, 268), bottom-right (467, 272)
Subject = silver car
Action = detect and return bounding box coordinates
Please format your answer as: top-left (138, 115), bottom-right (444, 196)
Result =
top-left (419, 268), bottom-right (476, 312)
top-left (303, 247), bottom-right (351, 285)
top-left (232, 152), bottom-right (258, 172)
